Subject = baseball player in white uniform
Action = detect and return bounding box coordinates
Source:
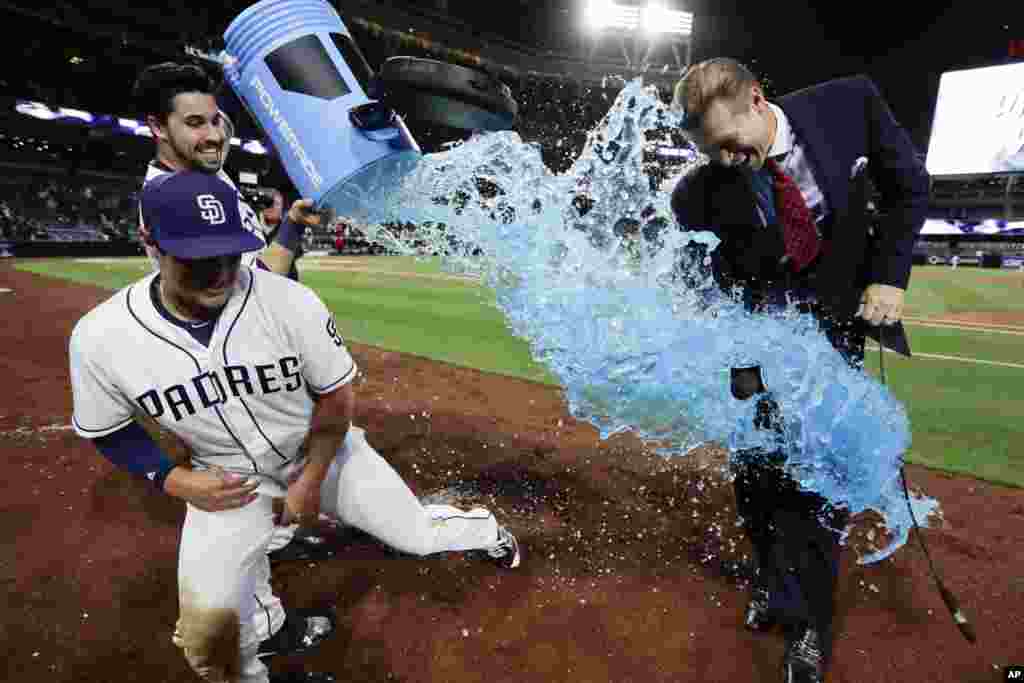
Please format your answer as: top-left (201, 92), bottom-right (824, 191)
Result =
top-left (132, 61), bottom-right (328, 566)
top-left (69, 171), bottom-right (520, 683)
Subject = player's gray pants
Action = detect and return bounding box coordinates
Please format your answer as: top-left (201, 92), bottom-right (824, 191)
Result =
top-left (172, 426), bottom-right (500, 683)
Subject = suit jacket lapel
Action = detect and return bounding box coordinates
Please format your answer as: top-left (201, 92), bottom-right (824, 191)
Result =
top-left (777, 97), bottom-right (842, 219)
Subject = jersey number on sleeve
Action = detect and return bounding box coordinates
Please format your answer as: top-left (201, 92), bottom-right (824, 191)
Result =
top-left (326, 316), bottom-right (344, 347)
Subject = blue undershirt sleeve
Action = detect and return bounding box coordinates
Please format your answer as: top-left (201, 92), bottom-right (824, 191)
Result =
top-left (273, 217), bottom-right (302, 253)
top-left (93, 421), bottom-right (179, 492)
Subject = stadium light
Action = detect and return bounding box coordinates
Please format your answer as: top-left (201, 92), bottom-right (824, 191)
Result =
top-left (12, 100), bottom-right (276, 150)
top-left (584, 0), bottom-right (640, 31)
top-left (642, 2), bottom-right (693, 36)
top-left (15, 101), bottom-right (58, 121)
top-left (58, 107), bottom-right (94, 124)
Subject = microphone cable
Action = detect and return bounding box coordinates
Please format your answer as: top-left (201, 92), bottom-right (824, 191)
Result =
top-left (875, 324), bottom-right (976, 644)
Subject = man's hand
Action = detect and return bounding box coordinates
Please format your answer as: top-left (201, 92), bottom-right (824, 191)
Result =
top-left (274, 384), bottom-right (353, 526)
top-left (163, 466), bottom-right (260, 512)
top-left (856, 283), bottom-right (906, 326)
top-left (276, 469), bottom-right (326, 527)
top-left (287, 199), bottom-right (322, 227)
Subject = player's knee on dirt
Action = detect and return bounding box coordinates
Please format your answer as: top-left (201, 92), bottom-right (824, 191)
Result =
top-left (174, 604), bottom-right (243, 682)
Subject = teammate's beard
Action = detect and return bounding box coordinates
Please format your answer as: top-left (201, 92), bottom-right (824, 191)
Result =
top-left (165, 129), bottom-right (223, 174)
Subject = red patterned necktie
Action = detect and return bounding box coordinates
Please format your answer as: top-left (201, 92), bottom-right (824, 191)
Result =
top-left (765, 158), bottom-right (820, 272)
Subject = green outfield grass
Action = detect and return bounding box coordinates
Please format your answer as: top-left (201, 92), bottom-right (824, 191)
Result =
top-left (863, 353), bottom-right (1023, 488)
top-left (17, 257), bottom-right (153, 291)
top-left (904, 265), bottom-right (1024, 318)
top-left (298, 266), bottom-right (555, 384)
top-left (14, 257), bottom-right (1023, 487)
top-left (901, 325), bottom-right (1024, 365)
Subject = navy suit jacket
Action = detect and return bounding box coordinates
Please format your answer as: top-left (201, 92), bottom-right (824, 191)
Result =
top-left (671, 75), bottom-right (930, 355)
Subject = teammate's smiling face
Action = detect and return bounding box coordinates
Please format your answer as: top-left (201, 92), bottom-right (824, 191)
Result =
top-left (158, 252), bottom-right (242, 320)
top-left (149, 93), bottom-right (226, 173)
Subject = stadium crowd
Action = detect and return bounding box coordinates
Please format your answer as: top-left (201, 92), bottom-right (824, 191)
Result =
top-left (0, 174), bottom-right (137, 242)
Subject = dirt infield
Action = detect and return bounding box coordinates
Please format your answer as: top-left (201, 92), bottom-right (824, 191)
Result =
top-left (1, 262), bottom-right (1022, 683)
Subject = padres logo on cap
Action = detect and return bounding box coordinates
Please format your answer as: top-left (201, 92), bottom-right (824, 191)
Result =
top-left (197, 194), bottom-right (226, 225)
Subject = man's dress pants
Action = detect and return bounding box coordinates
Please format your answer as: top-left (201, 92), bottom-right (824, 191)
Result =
top-left (730, 304), bottom-right (865, 665)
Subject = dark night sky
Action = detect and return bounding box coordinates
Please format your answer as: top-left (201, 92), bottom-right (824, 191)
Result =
top-left (423, 0), bottom-right (1021, 151)
top-left (5, 1), bottom-right (1018, 155)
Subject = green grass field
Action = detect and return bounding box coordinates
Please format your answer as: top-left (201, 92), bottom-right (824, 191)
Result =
top-left (902, 266), bottom-right (1024, 318)
top-left (15, 258), bottom-right (1024, 488)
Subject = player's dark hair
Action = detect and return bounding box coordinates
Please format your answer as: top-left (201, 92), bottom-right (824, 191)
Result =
top-left (132, 62), bottom-right (216, 123)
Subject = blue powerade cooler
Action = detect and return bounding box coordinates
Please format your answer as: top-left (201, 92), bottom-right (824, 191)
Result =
top-left (222, 0), bottom-right (421, 224)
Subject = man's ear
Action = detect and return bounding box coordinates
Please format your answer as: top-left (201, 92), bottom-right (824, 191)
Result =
top-left (146, 114), bottom-right (167, 142)
top-left (749, 84), bottom-right (767, 110)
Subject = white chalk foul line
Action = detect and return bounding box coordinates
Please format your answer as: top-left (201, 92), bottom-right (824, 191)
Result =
top-left (867, 345), bottom-right (1024, 370)
top-left (902, 320), bottom-right (1024, 337)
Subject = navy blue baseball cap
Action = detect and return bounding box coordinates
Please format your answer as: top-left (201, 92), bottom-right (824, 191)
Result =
top-left (141, 171), bottom-right (264, 259)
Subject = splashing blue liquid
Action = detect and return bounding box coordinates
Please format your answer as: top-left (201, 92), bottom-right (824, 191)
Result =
top-left (353, 79), bottom-right (939, 564)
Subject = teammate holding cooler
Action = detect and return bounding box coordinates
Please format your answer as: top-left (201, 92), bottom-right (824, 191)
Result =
top-left (69, 171), bottom-right (520, 683)
top-left (132, 61), bottom-right (315, 279)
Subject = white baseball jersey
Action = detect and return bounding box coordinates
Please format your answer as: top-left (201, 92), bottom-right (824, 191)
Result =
top-left (69, 266), bottom-right (357, 495)
top-left (140, 161), bottom-right (269, 269)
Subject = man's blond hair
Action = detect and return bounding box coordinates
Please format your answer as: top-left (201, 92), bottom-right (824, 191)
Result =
top-left (672, 58), bottom-right (760, 131)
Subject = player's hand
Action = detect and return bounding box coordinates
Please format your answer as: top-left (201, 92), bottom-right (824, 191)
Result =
top-left (277, 474), bottom-right (323, 527)
top-left (856, 283), bottom-right (905, 326)
top-left (163, 466), bottom-right (261, 512)
top-left (287, 199), bottom-right (322, 227)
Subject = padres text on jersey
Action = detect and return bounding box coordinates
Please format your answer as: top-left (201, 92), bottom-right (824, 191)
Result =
top-left (69, 267), bottom-right (357, 488)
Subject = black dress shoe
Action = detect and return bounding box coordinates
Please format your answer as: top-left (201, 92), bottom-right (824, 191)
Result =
top-left (744, 585), bottom-right (777, 632)
top-left (258, 609), bottom-right (336, 660)
top-left (782, 625), bottom-right (825, 683)
top-left (268, 533), bottom-right (337, 565)
top-left (269, 672), bottom-right (337, 683)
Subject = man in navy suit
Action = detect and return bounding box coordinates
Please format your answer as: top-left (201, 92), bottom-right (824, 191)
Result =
top-left (670, 58), bottom-right (929, 682)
